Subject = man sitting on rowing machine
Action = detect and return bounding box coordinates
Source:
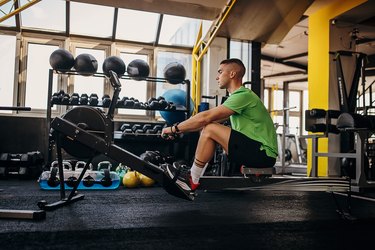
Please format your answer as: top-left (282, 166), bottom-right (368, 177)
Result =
top-left (161, 58), bottom-right (278, 196)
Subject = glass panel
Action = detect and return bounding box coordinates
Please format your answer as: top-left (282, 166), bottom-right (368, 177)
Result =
top-left (302, 90), bottom-right (308, 134)
top-left (242, 42), bottom-right (251, 82)
top-left (289, 116), bottom-right (300, 135)
top-left (0, 35), bottom-right (16, 113)
top-left (289, 91), bottom-right (300, 111)
top-left (273, 116), bottom-right (283, 134)
top-left (155, 51), bottom-right (192, 118)
top-left (116, 9), bottom-right (159, 43)
top-left (229, 40), bottom-right (251, 82)
top-left (73, 48), bottom-right (106, 98)
top-left (25, 43), bottom-right (59, 109)
top-left (159, 15), bottom-right (212, 47)
top-left (0, 1), bottom-right (16, 27)
top-left (70, 2), bottom-right (114, 38)
top-left (117, 53), bottom-right (149, 116)
top-left (20, 0), bottom-right (65, 32)
top-left (229, 40), bottom-right (242, 59)
top-left (273, 90), bottom-right (284, 111)
top-left (263, 88), bottom-right (269, 110)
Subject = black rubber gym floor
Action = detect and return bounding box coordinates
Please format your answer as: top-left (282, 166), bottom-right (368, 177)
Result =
top-left (1, 179), bottom-right (375, 250)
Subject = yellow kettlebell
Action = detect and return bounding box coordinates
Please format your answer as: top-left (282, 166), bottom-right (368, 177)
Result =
top-left (122, 171), bottom-right (140, 188)
top-left (139, 173), bottom-right (155, 187)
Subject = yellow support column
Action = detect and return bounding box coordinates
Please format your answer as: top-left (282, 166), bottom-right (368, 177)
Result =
top-left (307, 0), bottom-right (367, 176)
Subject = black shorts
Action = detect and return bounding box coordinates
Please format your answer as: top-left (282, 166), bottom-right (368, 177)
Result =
top-left (227, 129), bottom-right (276, 168)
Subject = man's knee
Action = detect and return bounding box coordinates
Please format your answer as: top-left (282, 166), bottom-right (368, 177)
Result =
top-left (201, 123), bottom-right (219, 137)
top-left (201, 123), bottom-right (230, 140)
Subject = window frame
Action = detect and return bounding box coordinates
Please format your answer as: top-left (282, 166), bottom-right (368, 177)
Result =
top-left (19, 36), bottom-right (65, 117)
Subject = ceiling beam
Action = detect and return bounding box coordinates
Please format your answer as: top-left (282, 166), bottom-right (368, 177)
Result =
top-left (263, 70), bottom-right (306, 78)
top-left (281, 52), bottom-right (308, 62)
top-left (261, 54), bottom-right (307, 71)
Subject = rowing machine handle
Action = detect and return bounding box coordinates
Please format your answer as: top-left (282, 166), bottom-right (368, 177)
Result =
top-left (108, 70), bottom-right (122, 88)
top-left (107, 70), bottom-right (122, 119)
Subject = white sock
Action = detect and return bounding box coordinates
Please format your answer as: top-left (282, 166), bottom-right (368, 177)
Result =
top-left (190, 162), bottom-right (208, 184)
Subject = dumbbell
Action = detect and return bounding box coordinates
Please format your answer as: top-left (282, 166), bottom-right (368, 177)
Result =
top-left (82, 175), bottom-right (95, 187)
top-left (69, 93), bottom-right (80, 105)
top-left (61, 93), bottom-right (70, 105)
top-left (80, 93), bottom-right (89, 105)
top-left (47, 167), bottom-right (59, 187)
top-left (133, 100), bottom-right (141, 109)
top-left (100, 169), bottom-right (112, 187)
top-left (120, 123), bottom-right (131, 131)
top-left (143, 124), bottom-right (153, 133)
top-left (165, 103), bottom-right (176, 111)
top-left (51, 90), bottom-right (65, 105)
top-left (124, 99), bottom-right (135, 108)
top-left (159, 99), bottom-right (169, 110)
top-left (116, 97), bottom-right (125, 108)
top-left (89, 93), bottom-right (99, 106)
top-left (132, 124), bottom-right (142, 132)
top-left (102, 94), bottom-right (111, 107)
top-left (135, 124), bottom-right (153, 135)
top-left (149, 100), bottom-right (161, 110)
top-left (146, 124), bottom-right (163, 134)
top-left (66, 176), bottom-right (78, 188)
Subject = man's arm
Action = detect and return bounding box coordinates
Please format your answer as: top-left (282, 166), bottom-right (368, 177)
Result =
top-left (163, 105), bottom-right (234, 135)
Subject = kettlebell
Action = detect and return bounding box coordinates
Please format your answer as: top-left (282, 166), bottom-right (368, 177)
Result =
top-left (139, 173), bottom-right (155, 187)
top-left (122, 171), bottom-right (140, 188)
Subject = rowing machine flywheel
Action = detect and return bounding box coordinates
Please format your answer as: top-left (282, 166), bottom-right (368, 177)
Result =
top-left (59, 106), bottom-right (110, 159)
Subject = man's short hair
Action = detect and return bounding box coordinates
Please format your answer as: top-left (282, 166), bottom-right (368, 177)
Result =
top-left (220, 58), bottom-right (246, 78)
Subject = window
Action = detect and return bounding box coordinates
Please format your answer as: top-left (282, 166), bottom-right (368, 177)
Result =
top-left (73, 47), bottom-right (106, 98)
top-left (229, 40), bottom-right (252, 82)
top-left (0, 1), bottom-right (16, 27)
top-left (289, 91), bottom-right (301, 112)
top-left (117, 53), bottom-right (149, 116)
top-left (273, 90), bottom-right (284, 112)
top-left (289, 116), bottom-right (300, 135)
top-left (263, 88), bottom-right (269, 110)
top-left (116, 9), bottom-right (159, 43)
top-left (302, 90), bottom-right (309, 134)
top-left (159, 15), bottom-right (211, 47)
top-left (155, 51), bottom-right (191, 118)
top-left (0, 35), bottom-right (16, 113)
top-left (21, 0), bottom-right (65, 32)
top-left (70, 2), bottom-right (114, 38)
top-left (25, 43), bottom-right (59, 110)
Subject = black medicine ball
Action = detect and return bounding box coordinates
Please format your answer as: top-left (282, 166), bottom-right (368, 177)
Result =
top-left (49, 49), bottom-right (75, 72)
top-left (163, 62), bottom-right (186, 84)
top-left (74, 53), bottom-right (98, 76)
top-left (127, 59), bottom-right (150, 80)
top-left (102, 56), bottom-right (126, 77)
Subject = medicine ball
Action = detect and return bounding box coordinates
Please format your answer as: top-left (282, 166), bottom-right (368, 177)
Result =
top-left (127, 59), bottom-right (150, 80)
top-left (49, 49), bottom-right (75, 72)
top-left (74, 53), bottom-right (98, 76)
top-left (102, 56), bottom-right (126, 77)
top-left (159, 89), bottom-right (194, 125)
top-left (163, 62), bottom-right (186, 84)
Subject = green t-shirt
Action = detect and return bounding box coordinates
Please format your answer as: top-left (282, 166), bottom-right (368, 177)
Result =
top-left (223, 86), bottom-right (278, 158)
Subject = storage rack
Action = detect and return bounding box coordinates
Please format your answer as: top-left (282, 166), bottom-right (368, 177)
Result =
top-left (46, 68), bottom-right (192, 165)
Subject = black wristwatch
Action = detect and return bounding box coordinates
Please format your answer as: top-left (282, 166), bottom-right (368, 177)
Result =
top-left (174, 123), bottom-right (180, 133)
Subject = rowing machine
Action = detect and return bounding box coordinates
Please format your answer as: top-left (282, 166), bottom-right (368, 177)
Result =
top-left (39, 71), bottom-right (194, 211)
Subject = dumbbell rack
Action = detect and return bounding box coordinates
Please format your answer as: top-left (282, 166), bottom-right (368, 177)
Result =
top-left (46, 69), bottom-right (192, 165)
